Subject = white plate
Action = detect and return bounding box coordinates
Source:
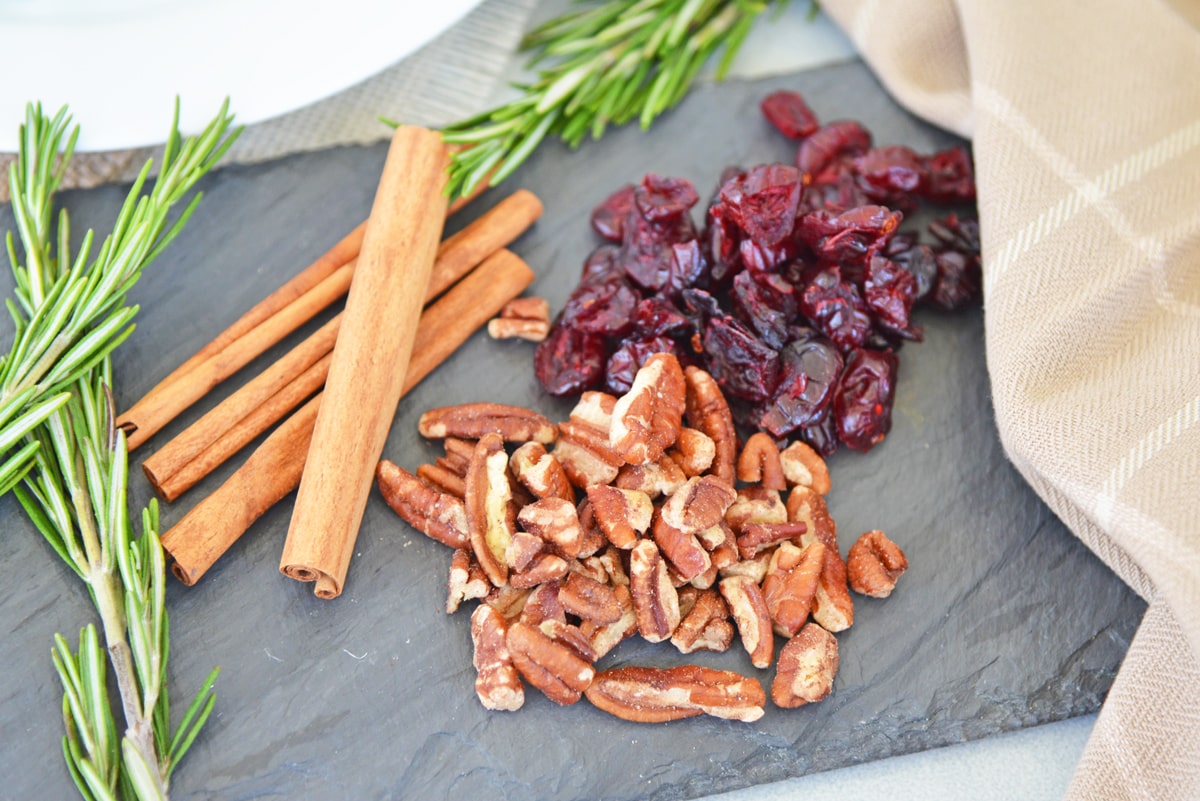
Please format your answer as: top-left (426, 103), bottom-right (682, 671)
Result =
top-left (0, 0), bottom-right (483, 152)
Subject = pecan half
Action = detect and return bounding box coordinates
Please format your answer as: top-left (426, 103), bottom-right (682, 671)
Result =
top-left (506, 621), bottom-right (595, 706)
top-left (580, 584), bottom-right (638, 659)
top-left (629, 539), bottom-right (681, 643)
top-left (671, 588), bottom-right (735, 654)
top-left (586, 485), bottom-right (653, 549)
top-left (791, 500), bottom-right (854, 633)
top-left (376, 460), bottom-right (469, 550)
top-left (471, 604), bottom-right (525, 711)
top-left (684, 366), bottom-right (737, 483)
top-left (779, 440), bottom-right (831, 495)
top-left (725, 486), bottom-right (788, 536)
top-left (651, 514), bottom-right (712, 582)
top-left (761, 541), bottom-right (825, 638)
top-left (585, 665), bottom-right (765, 723)
top-left (737, 432), bottom-right (787, 490)
top-left (786, 485), bottom-right (837, 543)
top-left (465, 434), bottom-right (517, 586)
top-left (668, 427), bottom-right (716, 477)
top-left (559, 571), bottom-right (623, 625)
top-left (516, 496), bottom-right (583, 559)
top-left (488, 317), bottom-right (550, 342)
top-left (569, 390), bottom-right (617, 432)
top-left (517, 580), bottom-right (564, 626)
top-left (660, 475), bottom-right (738, 536)
top-left (509, 441), bottom-right (575, 503)
top-left (719, 575), bottom-right (775, 669)
top-left (609, 352), bottom-right (686, 465)
top-left (847, 530), bottom-right (908, 598)
top-left (736, 521), bottom-right (808, 561)
top-left (509, 552), bottom-right (570, 589)
top-left (613, 454), bottom-right (687, 498)
top-left (419, 402), bottom-right (557, 444)
top-left (499, 295), bottom-right (551, 323)
top-left (447, 548), bottom-right (491, 613)
top-left (417, 461), bottom-right (466, 499)
top-left (554, 420), bottom-right (624, 488)
top-left (771, 623), bottom-right (839, 708)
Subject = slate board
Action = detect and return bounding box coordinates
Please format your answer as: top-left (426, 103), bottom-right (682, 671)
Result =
top-left (0, 61), bottom-right (1145, 801)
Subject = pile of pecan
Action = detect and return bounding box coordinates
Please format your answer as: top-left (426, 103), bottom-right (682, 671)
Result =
top-left (376, 352), bottom-right (907, 723)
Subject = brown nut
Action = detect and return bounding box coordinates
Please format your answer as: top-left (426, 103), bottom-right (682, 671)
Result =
top-left (487, 317), bottom-right (550, 342)
top-left (596, 545), bottom-right (630, 587)
top-left (771, 623), bottom-right (838, 708)
top-left (417, 461), bottom-right (466, 499)
top-left (509, 552), bottom-right (570, 589)
top-left (517, 580), bottom-right (564, 626)
top-left (586, 485), bottom-right (653, 549)
top-left (559, 571), bottom-right (623, 625)
top-left (761, 541), bottom-right (825, 638)
top-left (568, 391), bottom-right (617, 432)
top-left (683, 366), bottom-right (737, 483)
top-left (629, 539), bottom-right (681, 643)
top-left (786, 485), bottom-right (837, 544)
top-left (440, 437), bottom-right (474, 473)
top-left (585, 665), bottom-right (765, 723)
top-left (736, 521), bottom-right (808, 561)
top-left (719, 549), bottom-right (774, 584)
top-left (668, 427), bottom-right (716, 476)
top-left (505, 620), bottom-right (595, 706)
top-left (554, 420), bottom-right (624, 488)
top-left (847, 530), bottom-right (908, 598)
top-left (671, 588), bottom-right (735, 654)
top-left (660, 475), bottom-right (738, 536)
top-left (419, 402), bottom-right (557, 444)
top-left (499, 295), bottom-right (551, 322)
top-left (651, 514), bottom-right (712, 583)
top-left (505, 529), bottom-right (545, 573)
top-left (580, 584), bottom-right (638, 659)
top-left (609, 352), bottom-right (686, 465)
top-left (509, 441), bottom-right (575, 503)
top-left (570, 555), bottom-right (611, 585)
top-left (471, 604), bottom-right (525, 711)
top-left (725, 486), bottom-right (788, 536)
top-left (792, 503), bottom-right (854, 633)
top-left (718, 575), bottom-right (775, 669)
top-left (447, 548), bottom-right (491, 613)
top-left (574, 499), bottom-right (608, 559)
top-left (779, 440), bottom-right (831, 495)
top-left (376, 460), bottom-right (469, 550)
top-left (613, 453), bottom-right (687, 499)
top-left (465, 433), bottom-right (517, 586)
top-left (516, 496), bottom-right (584, 559)
top-left (737, 432), bottom-right (787, 490)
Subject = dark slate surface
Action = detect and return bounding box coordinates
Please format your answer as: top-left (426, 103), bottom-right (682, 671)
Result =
top-left (0, 61), bottom-right (1144, 801)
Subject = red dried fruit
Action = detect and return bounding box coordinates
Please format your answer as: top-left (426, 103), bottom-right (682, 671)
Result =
top-left (863, 255), bottom-right (918, 336)
top-left (852, 145), bottom-right (928, 207)
top-left (799, 268), bottom-right (873, 352)
top-left (922, 145), bottom-right (976, 203)
top-left (761, 90), bottom-right (820, 139)
top-left (796, 120), bottom-right (872, 177)
top-left (760, 337), bottom-right (843, 438)
top-left (834, 347), bottom-right (898, 452)
top-left (606, 335), bottom-right (679, 395)
top-left (730, 270), bottom-right (797, 350)
top-left (634, 173), bottom-right (700, 223)
top-left (701, 314), bottom-right (781, 402)
top-left (794, 205), bottom-right (902, 266)
top-left (717, 163), bottom-right (804, 247)
top-left (591, 184), bottom-right (636, 241)
top-left (534, 322), bottom-right (607, 397)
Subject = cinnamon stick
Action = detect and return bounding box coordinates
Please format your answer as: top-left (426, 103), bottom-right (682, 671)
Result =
top-left (119, 189), bottom-right (542, 451)
top-left (161, 247), bottom-right (535, 586)
top-left (280, 126), bottom-right (449, 599)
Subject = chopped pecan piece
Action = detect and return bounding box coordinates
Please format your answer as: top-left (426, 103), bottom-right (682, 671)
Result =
top-left (660, 475), bottom-right (738, 536)
top-left (376, 460), bottom-right (469, 550)
top-left (585, 665), bottom-right (765, 723)
top-left (417, 461), bottom-right (466, 499)
top-left (419, 402), bottom-right (557, 444)
top-left (609, 352), bottom-right (686, 465)
top-left (516, 496), bottom-right (584, 559)
top-left (569, 390), bottom-right (617, 432)
top-left (536, 618), bottom-right (597, 664)
top-left (719, 549), bottom-right (773, 584)
top-left (596, 545), bottom-right (630, 586)
top-left (509, 552), bottom-right (570, 589)
top-left (485, 585), bottom-right (531, 620)
top-left (683, 366), bottom-right (737, 483)
top-left (554, 420), bottom-right (624, 488)
top-left (499, 295), bottom-right (551, 323)
top-left (586, 485), bottom-right (653, 549)
top-left (518, 581), bottom-right (564, 626)
top-left (574, 499), bottom-right (608, 558)
top-left (447, 548), bottom-right (490, 613)
top-left (570, 555), bottom-right (610, 585)
top-left (725, 486), bottom-right (788, 536)
top-left (736, 432), bottom-right (787, 490)
top-left (719, 575), bottom-right (775, 669)
top-left (786, 485), bottom-right (837, 543)
top-left (671, 588), bottom-right (735, 654)
top-left (580, 585), bottom-right (638, 659)
top-left (441, 437), bottom-right (474, 473)
top-left (465, 434), bottom-right (517, 586)
top-left (629, 539), bottom-right (681, 643)
top-left (651, 514), bottom-right (711, 582)
top-left (847, 530), bottom-right (908, 598)
top-left (761, 541), bottom-right (824, 637)
top-left (505, 529), bottom-right (545, 573)
top-left (471, 604), bottom-right (524, 711)
top-left (506, 621), bottom-right (595, 706)
top-left (771, 623), bottom-right (839, 708)
top-left (791, 499), bottom-right (854, 633)
top-left (668, 427), bottom-right (716, 476)
top-left (736, 521), bottom-right (808, 561)
top-left (559, 571), bottom-right (623, 625)
top-left (488, 317), bottom-right (550, 342)
top-left (613, 453), bottom-right (687, 498)
top-left (509, 441), bottom-right (575, 503)
top-left (779, 440), bottom-right (831, 495)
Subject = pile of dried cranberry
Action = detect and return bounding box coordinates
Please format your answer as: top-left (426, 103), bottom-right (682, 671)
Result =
top-left (534, 89), bottom-right (981, 456)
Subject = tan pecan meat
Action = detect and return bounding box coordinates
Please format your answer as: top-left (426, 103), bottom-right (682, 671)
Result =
top-left (573, 499), bottom-right (608, 559)
top-left (683, 366), bottom-right (737, 483)
top-left (580, 585), bottom-right (638, 659)
top-left (509, 552), bottom-right (570, 589)
top-left (559, 571), bottom-right (623, 625)
top-left (441, 437), bottom-right (474, 473)
top-left (505, 529), bottom-right (545, 573)
top-left (719, 575), bottom-right (775, 669)
top-left (609, 352), bottom-right (686, 465)
top-left (668, 427), bottom-right (716, 476)
top-left (499, 295), bottom-right (551, 323)
top-left (585, 665), bottom-right (765, 723)
top-left (419, 402), bottom-right (557, 444)
top-left (471, 604), bottom-right (525, 711)
top-left (554, 420), bottom-right (624, 488)
top-left (596, 545), bottom-right (630, 586)
top-left (517, 580), bottom-right (564, 626)
top-left (536, 619), bottom-right (597, 664)
top-left (660, 475), bottom-right (738, 536)
top-left (736, 432), bottom-right (787, 490)
top-left (568, 390), bottom-right (617, 432)
top-left (798, 528), bottom-right (854, 633)
top-left (761, 541), bottom-right (825, 638)
top-left (516, 496), bottom-right (584, 559)
top-left (613, 454), bottom-right (687, 499)
top-left (570, 555), bottom-right (611, 585)
top-left (586, 485), bottom-right (653, 549)
top-left (417, 461), bottom-right (466, 499)
top-left (725, 486), bottom-right (788, 536)
top-left (447, 548), bottom-right (491, 613)
top-left (376, 460), bottom-right (469, 550)
top-left (707, 535), bottom-right (740, 572)
top-left (671, 588), bottom-right (735, 654)
top-left (506, 621), bottom-right (595, 706)
top-left (488, 317), bottom-right (550, 342)
top-left (629, 539), bottom-right (681, 643)
top-left (509, 441), bottom-right (575, 503)
top-left (771, 623), bottom-right (839, 708)
top-left (786, 485), bottom-right (837, 543)
top-left (736, 521), bottom-right (808, 561)
top-left (465, 434), bottom-right (517, 586)
top-left (485, 585), bottom-right (532, 620)
top-left (779, 440), bottom-right (831, 495)
top-left (651, 514), bottom-right (711, 582)
top-left (847, 530), bottom-right (908, 598)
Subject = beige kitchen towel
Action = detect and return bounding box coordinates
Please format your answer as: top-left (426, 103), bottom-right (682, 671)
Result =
top-left (819, 0), bottom-right (1200, 798)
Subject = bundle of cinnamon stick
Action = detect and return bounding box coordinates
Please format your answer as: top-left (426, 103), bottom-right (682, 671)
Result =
top-left (121, 127), bottom-right (543, 597)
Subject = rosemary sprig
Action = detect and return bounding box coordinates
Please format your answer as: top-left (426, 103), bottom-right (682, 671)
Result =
top-left (3, 102), bottom-right (239, 799)
top-left (432, 0), bottom-right (776, 200)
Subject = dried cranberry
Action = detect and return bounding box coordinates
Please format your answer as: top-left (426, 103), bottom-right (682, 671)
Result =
top-left (702, 314), bottom-right (781, 402)
top-left (921, 146), bottom-right (976, 203)
top-left (928, 213), bottom-right (980, 255)
top-left (605, 336), bottom-right (678, 394)
top-left (930, 250), bottom-right (981, 310)
top-left (794, 205), bottom-right (903, 266)
top-left (591, 184), bottom-right (636, 241)
top-left (759, 337), bottom-right (843, 437)
top-left (799, 268), bottom-right (873, 351)
top-left (797, 414), bottom-right (840, 457)
top-left (632, 296), bottom-right (692, 338)
top-left (580, 244), bottom-right (623, 282)
top-left (634, 174), bottom-right (700, 223)
top-left (796, 120), bottom-right (872, 177)
top-left (679, 288), bottom-right (723, 329)
top-left (760, 90), bottom-right (820, 139)
top-left (703, 204), bottom-right (744, 284)
top-left (534, 322), bottom-right (608, 397)
top-left (717, 163), bottom-right (803, 247)
top-left (560, 271), bottom-right (640, 337)
top-left (664, 239), bottom-right (707, 297)
top-left (619, 199), bottom-right (698, 291)
top-left (863, 255), bottom-right (917, 335)
top-left (738, 235), bottom-right (800, 274)
top-left (852, 146), bottom-right (928, 209)
top-left (730, 270), bottom-right (796, 350)
top-left (834, 347), bottom-right (898, 452)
